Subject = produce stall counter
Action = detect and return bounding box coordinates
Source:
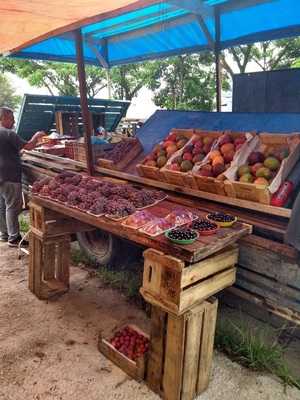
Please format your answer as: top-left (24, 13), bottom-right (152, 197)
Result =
top-left (28, 171), bottom-right (252, 400)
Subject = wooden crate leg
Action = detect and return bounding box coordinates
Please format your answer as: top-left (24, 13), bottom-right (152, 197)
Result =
top-left (43, 243), bottom-right (56, 281)
top-left (56, 238), bottom-right (70, 287)
top-left (147, 306), bottom-right (167, 395)
top-left (163, 314), bottom-right (186, 400)
top-left (181, 310), bottom-right (204, 400)
top-left (196, 299), bottom-right (218, 394)
top-left (28, 233), bottom-right (43, 298)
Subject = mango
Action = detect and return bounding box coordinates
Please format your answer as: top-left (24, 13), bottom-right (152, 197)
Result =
top-left (239, 173), bottom-right (254, 183)
top-left (181, 160), bottom-right (193, 172)
top-left (238, 165), bottom-right (250, 177)
top-left (256, 167), bottom-right (271, 179)
top-left (264, 157), bottom-right (280, 171)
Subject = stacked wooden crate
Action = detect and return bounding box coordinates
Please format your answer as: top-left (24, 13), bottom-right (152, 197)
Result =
top-left (140, 246), bottom-right (239, 400)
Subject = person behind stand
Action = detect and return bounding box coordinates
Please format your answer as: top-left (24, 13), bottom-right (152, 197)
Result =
top-left (0, 107), bottom-right (45, 247)
top-left (91, 125), bottom-right (109, 145)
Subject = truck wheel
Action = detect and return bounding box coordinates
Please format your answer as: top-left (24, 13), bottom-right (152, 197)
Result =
top-left (76, 229), bottom-right (142, 267)
top-left (76, 229), bottom-right (121, 267)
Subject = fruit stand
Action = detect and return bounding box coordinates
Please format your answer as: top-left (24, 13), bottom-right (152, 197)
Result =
top-left (28, 170), bottom-right (251, 399)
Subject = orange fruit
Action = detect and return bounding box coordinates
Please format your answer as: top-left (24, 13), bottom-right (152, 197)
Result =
top-left (209, 150), bottom-right (221, 160)
top-left (212, 156), bottom-right (224, 166)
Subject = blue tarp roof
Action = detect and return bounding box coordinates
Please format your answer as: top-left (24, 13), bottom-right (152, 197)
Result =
top-left (9, 0), bottom-right (300, 67)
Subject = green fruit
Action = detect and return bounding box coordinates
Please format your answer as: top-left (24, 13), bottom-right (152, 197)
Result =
top-left (157, 156), bottom-right (167, 168)
top-left (264, 156), bottom-right (280, 171)
top-left (256, 167), bottom-right (271, 179)
top-left (238, 165), bottom-right (250, 177)
top-left (180, 160), bottom-right (193, 172)
top-left (239, 173), bottom-right (254, 183)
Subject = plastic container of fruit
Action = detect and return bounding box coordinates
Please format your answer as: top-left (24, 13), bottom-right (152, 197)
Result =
top-left (139, 217), bottom-right (174, 237)
top-left (122, 210), bottom-right (155, 229)
top-left (165, 228), bottom-right (199, 245)
top-left (165, 207), bottom-right (199, 226)
top-left (206, 213), bottom-right (237, 228)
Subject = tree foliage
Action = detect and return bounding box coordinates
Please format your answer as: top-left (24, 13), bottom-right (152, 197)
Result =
top-left (222, 38), bottom-right (300, 77)
top-left (0, 74), bottom-right (21, 110)
top-left (146, 53), bottom-right (229, 111)
top-left (0, 59), bottom-right (107, 98)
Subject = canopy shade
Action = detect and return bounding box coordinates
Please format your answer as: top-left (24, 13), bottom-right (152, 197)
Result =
top-left (2, 0), bottom-right (300, 67)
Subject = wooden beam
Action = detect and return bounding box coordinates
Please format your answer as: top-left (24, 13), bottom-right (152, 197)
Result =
top-left (195, 15), bottom-right (214, 50)
top-left (75, 28), bottom-right (94, 176)
top-left (214, 7), bottom-right (222, 112)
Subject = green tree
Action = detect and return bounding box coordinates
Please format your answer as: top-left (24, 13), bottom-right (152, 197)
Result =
top-left (0, 59), bottom-right (107, 98)
top-left (222, 38), bottom-right (300, 78)
top-left (109, 63), bottom-right (157, 101)
top-left (145, 53), bottom-right (229, 111)
top-left (0, 74), bottom-right (21, 110)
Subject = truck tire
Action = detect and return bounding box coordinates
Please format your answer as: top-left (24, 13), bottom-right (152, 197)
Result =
top-left (76, 229), bottom-right (142, 267)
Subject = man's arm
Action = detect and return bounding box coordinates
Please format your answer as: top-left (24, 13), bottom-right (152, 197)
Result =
top-left (22, 131), bottom-right (46, 151)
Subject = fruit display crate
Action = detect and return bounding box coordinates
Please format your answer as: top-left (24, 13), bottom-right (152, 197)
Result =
top-left (147, 298), bottom-right (218, 400)
top-left (224, 133), bottom-right (300, 205)
top-left (65, 141), bottom-right (104, 163)
top-left (192, 130), bottom-right (256, 196)
top-left (162, 130), bottom-right (223, 189)
top-left (98, 324), bottom-right (149, 382)
top-left (97, 138), bottom-right (143, 171)
top-left (140, 245), bottom-right (238, 315)
top-left (136, 129), bottom-right (194, 181)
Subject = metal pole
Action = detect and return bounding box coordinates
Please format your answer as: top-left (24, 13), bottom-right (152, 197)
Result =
top-left (215, 7), bottom-right (222, 112)
top-left (75, 29), bottom-right (94, 176)
top-left (106, 69), bottom-right (112, 100)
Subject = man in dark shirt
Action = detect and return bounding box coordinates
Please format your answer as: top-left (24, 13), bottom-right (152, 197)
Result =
top-left (0, 107), bottom-right (45, 247)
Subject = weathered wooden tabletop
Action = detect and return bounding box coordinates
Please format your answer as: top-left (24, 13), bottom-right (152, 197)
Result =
top-left (32, 196), bottom-right (252, 264)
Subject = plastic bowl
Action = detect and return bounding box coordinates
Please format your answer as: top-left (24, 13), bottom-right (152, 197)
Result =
top-left (206, 214), bottom-right (238, 228)
top-left (165, 229), bottom-right (199, 245)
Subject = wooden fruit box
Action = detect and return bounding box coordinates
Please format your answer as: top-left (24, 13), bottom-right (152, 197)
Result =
top-left (140, 245), bottom-right (238, 315)
top-left (162, 130), bottom-right (223, 189)
top-left (98, 324), bottom-right (149, 382)
top-left (136, 129), bottom-right (194, 182)
top-left (224, 133), bottom-right (300, 205)
top-left (97, 138), bottom-right (143, 171)
top-left (147, 298), bottom-right (218, 400)
top-left (192, 130), bottom-right (256, 196)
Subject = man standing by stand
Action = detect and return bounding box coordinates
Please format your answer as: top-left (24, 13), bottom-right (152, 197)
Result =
top-left (0, 107), bottom-right (45, 247)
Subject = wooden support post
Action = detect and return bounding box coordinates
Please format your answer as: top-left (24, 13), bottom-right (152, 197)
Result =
top-left (215, 7), bottom-right (222, 112)
top-left (75, 28), bottom-right (94, 176)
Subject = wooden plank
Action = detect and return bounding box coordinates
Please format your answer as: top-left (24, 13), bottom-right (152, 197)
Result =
top-left (56, 238), bottom-right (70, 287)
top-left (43, 242), bottom-right (56, 281)
top-left (181, 246), bottom-right (238, 288)
top-left (147, 307), bottom-right (166, 394)
top-left (33, 235), bottom-right (43, 299)
top-left (240, 234), bottom-right (298, 260)
top-left (28, 232), bottom-right (35, 292)
top-left (181, 306), bottom-right (204, 400)
top-left (197, 298), bottom-right (218, 394)
top-left (180, 268), bottom-right (236, 312)
top-left (163, 313), bottom-right (186, 400)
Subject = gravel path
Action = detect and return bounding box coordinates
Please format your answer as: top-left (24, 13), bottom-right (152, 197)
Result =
top-left (0, 243), bottom-right (298, 400)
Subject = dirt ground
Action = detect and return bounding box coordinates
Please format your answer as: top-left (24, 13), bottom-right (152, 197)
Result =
top-left (0, 243), bottom-right (299, 400)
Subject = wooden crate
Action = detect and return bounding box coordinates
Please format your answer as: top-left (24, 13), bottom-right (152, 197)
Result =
top-left (98, 324), bottom-right (149, 381)
top-left (192, 130), bottom-right (256, 196)
top-left (97, 138), bottom-right (142, 171)
top-left (162, 130), bottom-right (223, 189)
top-left (224, 133), bottom-right (300, 204)
top-left (136, 129), bottom-right (194, 182)
top-left (29, 232), bottom-right (70, 300)
top-left (140, 246), bottom-right (238, 315)
top-left (147, 298), bottom-right (218, 400)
